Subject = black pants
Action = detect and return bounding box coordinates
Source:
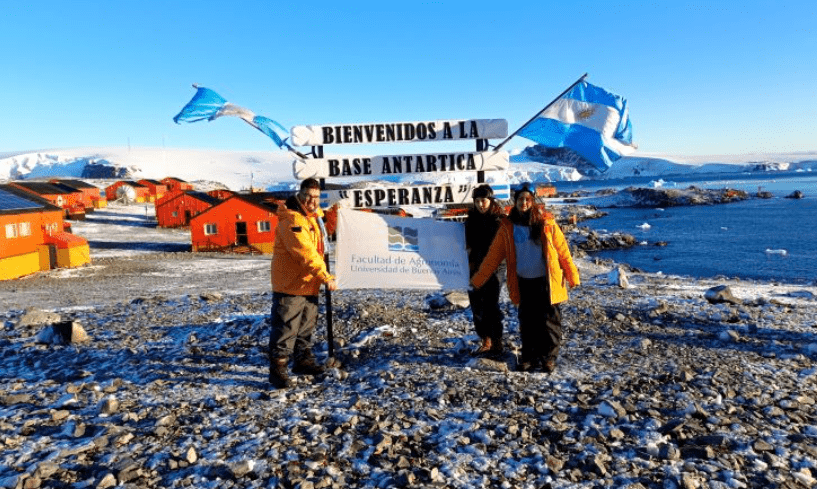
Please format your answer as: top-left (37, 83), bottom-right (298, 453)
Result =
top-left (468, 273), bottom-right (504, 341)
top-left (269, 292), bottom-right (319, 360)
top-left (517, 276), bottom-right (562, 361)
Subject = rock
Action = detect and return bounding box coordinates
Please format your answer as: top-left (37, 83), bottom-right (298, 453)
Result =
top-left (598, 400), bottom-right (627, 418)
top-left (785, 190), bottom-right (804, 199)
top-left (35, 320), bottom-right (89, 345)
top-left (658, 443), bottom-right (681, 461)
top-left (96, 473), bottom-right (117, 489)
top-left (17, 309), bottom-right (61, 327)
top-left (200, 292), bottom-right (223, 302)
top-left (99, 396), bottom-right (119, 415)
top-left (22, 476), bottom-right (41, 488)
top-left (443, 291), bottom-right (470, 309)
top-left (185, 446), bottom-right (197, 464)
top-left (704, 285), bottom-right (742, 305)
top-left (608, 266), bottom-right (630, 288)
top-left (0, 393), bottom-right (34, 406)
top-left (34, 462), bottom-right (59, 479)
top-left (230, 460), bottom-right (255, 478)
top-left (719, 330), bottom-right (740, 342)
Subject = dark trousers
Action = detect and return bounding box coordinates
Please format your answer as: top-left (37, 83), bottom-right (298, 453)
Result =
top-left (468, 273), bottom-right (504, 341)
top-left (517, 276), bottom-right (562, 361)
top-left (269, 292), bottom-right (319, 361)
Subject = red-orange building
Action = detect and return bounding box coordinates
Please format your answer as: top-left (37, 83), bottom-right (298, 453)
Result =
top-left (10, 181), bottom-right (83, 218)
top-left (207, 189), bottom-right (236, 200)
top-left (154, 188), bottom-right (185, 209)
top-left (161, 177), bottom-right (194, 193)
top-left (49, 179), bottom-right (107, 211)
top-left (155, 191), bottom-right (221, 228)
top-left (0, 185), bottom-right (90, 280)
top-left (137, 179), bottom-right (168, 202)
top-left (189, 193), bottom-right (282, 254)
top-left (104, 181), bottom-right (151, 203)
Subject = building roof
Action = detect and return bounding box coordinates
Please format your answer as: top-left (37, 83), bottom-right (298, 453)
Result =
top-left (138, 179), bottom-right (164, 185)
top-left (159, 191), bottom-right (220, 208)
top-left (118, 180), bottom-right (149, 188)
top-left (183, 191), bottom-right (222, 206)
top-left (12, 181), bottom-right (77, 195)
top-left (50, 179), bottom-right (98, 190)
top-left (234, 192), bottom-right (283, 212)
top-left (0, 184), bottom-right (61, 216)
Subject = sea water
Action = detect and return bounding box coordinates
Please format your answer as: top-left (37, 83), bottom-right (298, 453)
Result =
top-left (559, 172), bottom-right (817, 284)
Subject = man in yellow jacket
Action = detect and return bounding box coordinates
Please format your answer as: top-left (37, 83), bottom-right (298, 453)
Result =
top-left (269, 178), bottom-right (337, 388)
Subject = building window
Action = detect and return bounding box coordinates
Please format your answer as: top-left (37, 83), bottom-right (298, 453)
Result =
top-left (19, 222), bottom-right (32, 237)
top-left (5, 224), bottom-right (18, 239)
top-left (204, 223), bottom-right (218, 235)
top-left (257, 220), bottom-right (271, 232)
top-left (171, 211), bottom-right (178, 217)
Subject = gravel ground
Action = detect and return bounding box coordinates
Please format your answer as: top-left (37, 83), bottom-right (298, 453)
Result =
top-left (2, 205), bottom-right (817, 488)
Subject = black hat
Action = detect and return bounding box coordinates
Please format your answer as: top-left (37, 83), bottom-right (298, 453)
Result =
top-left (514, 184), bottom-right (534, 201)
top-left (472, 184), bottom-right (494, 199)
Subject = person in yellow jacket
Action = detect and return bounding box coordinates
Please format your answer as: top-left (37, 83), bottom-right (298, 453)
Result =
top-left (269, 178), bottom-right (337, 388)
top-left (471, 184), bottom-right (580, 373)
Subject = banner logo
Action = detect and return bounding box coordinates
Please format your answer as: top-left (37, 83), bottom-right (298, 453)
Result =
top-left (388, 226), bottom-right (419, 252)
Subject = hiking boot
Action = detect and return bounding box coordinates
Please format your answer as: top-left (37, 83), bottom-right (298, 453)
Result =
top-left (488, 338), bottom-right (504, 358)
top-left (269, 358), bottom-right (292, 388)
top-left (516, 356), bottom-right (535, 372)
top-left (542, 355), bottom-right (557, 373)
top-left (292, 356), bottom-right (325, 376)
top-left (471, 337), bottom-right (493, 357)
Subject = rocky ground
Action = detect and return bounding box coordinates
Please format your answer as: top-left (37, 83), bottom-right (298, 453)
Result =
top-left (2, 244), bottom-right (817, 488)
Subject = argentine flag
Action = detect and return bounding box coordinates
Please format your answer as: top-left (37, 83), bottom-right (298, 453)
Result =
top-left (173, 86), bottom-right (289, 148)
top-left (518, 81), bottom-right (636, 172)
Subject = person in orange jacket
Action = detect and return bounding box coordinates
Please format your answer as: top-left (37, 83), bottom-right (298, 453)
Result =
top-left (470, 184), bottom-right (580, 373)
top-left (269, 178), bottom-right (337, 388)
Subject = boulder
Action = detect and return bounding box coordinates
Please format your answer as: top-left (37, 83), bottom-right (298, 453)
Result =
top-left (35, 321), bottom-right (89, 345)
top-left (17, 309), bottom-right (61, 327)
top-left (607, 266), bottom-right (630, 288)
top-left (785, 190), bottom-right (804, 199)
top-left (704, 285), bottom-right (742, 305)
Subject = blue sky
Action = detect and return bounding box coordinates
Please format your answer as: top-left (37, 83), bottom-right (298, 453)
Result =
top-left (2, 1), bottom-right (815, 157)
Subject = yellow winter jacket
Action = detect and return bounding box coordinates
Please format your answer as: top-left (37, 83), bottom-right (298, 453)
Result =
top-left (471, 213), bottom-right (580, 305)
top-left (271, 198), bottom-right (334, 296)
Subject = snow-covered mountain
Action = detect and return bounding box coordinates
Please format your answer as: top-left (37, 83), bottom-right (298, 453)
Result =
top-left (2, 146), bottom-right (816, 191)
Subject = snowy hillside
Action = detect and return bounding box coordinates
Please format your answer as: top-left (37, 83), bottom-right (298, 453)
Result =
top-left (0, 147), bottom-right (298, 192)
top-left (514, 146), bottom-right (817, 180)
top-left (2, 146), bottom-right (816, 191)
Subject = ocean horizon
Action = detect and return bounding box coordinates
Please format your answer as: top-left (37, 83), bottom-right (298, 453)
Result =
top-left (570, 173), bottom-right (817, 284)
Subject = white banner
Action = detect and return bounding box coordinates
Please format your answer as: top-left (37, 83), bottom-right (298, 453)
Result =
top-left (291, 119), bottom-right (508, 146)
top-left (321, 182), bottom-right (511, 209)
top-left (292, 150), bottom-right (509, 180)
top-left (335, 208), bottom-right (469, 290)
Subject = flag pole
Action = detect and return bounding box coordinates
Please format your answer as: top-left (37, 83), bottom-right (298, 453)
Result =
top-left (493, 73), bottom-right (589, 152)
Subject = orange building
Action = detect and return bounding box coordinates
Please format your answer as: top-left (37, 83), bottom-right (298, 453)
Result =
top-left (189, 193), bottom-right (282, 254)
top-left (138, 179), bottom-right (168, 202)
top-left (0, 185), bottom-right (90, 281)
top-left (155, 191), bottom-right (221, 228)
top-left (49, 179), bottom-right (106, 211)
top-left (161, 177), bottom-right (194, 193)
top-left (105, 181), bottom-right (151, 203)
top-left (207, 189), bottom-right (236, 200)
top-left (10, 181), bottom-right (82, 217)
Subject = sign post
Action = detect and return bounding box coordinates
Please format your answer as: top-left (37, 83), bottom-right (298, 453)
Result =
top-left (291, 117), bottom-right (510, 363)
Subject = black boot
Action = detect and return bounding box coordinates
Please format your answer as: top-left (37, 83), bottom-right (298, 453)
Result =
top-left (269, 358), bottom-right (292, 388)
top-left (292, 355), bottom-right (325, 376)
